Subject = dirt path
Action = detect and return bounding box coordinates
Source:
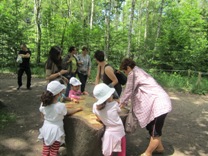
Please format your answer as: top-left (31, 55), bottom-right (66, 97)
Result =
top-left (0, 74), bottom-right (208, 156)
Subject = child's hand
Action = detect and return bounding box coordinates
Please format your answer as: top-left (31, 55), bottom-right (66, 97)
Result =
top-left (82, 91), bottom-right (89, 95)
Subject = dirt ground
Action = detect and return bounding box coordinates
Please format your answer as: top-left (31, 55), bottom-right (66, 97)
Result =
top-left (0, 73), bottom-right (208, 156)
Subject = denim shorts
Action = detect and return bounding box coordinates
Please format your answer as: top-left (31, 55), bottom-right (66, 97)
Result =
top-left (146, 113), bottom-right (167, 137)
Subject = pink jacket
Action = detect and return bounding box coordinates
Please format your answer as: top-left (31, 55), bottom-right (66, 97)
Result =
top-left (120, 66), bottom-right (172, 128)
top-left (68, 90), bottom-right (82, 100)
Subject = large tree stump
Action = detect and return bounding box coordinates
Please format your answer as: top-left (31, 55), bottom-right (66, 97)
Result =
top-left (63, 95), bottom-right (128, 156)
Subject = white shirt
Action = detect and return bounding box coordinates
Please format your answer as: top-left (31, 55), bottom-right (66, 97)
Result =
top-left (93, 101), bottom-right (125, 156)
top-left (38, 102), bottom-right (67, 145)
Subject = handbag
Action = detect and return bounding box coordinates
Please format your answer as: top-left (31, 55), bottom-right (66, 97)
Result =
top-left (125, 106), bottom-right (138, 133)
top-left (125, 70), bottom-right (138, 133)
top-left (16, 55), bottom-right (22, 63)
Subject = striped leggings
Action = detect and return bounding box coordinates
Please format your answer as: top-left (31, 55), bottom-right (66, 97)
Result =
top-left (42, 141), bottom-right (61, 156)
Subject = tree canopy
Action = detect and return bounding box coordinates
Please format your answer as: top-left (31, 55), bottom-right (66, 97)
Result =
top-left (0, 0), bottom-right (207, 72)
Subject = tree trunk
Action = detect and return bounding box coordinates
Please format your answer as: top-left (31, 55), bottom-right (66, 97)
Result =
top-left (144, 0), bottom-right (149, 49)
top-left (34, 0), bottom-right (42, 64)
top-left (127, 0), bottom-right (136, 57)
top-left (104, 0), bottom-right (112, 59)
top-left (90, 0), bottom-right (94, 29)
top-left (153, 0), bottom-right (164, 52)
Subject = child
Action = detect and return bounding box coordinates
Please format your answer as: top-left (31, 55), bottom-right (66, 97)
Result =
top-left (58, 79), bottom-right (72, 102)
top-left (93, 83), bottom-right (126, 156)
top-left (38, 80), bottom-right (82, 156)
top-left (68, 77), bottom-right (86, 101)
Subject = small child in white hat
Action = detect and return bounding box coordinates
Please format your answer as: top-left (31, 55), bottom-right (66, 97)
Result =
top-left (93, 83), bottom-right (126, 156)
top-left (38, 80), bottom-right (82, 156)
top-left (68, 77), bottom-right (86, 102)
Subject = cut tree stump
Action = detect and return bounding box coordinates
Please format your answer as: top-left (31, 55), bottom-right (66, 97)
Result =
top-left (64, 95), bottom-right (128, 156)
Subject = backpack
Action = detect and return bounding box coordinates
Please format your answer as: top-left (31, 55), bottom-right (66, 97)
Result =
top-left (114, 69), bottom-right (127, 85)
top-left (104, 64), bottom-right (127, 85)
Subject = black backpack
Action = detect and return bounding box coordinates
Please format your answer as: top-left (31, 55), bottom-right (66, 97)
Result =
top-left (104, 64), bottom-right (127, 85)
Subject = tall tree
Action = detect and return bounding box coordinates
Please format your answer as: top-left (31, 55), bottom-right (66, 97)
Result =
top-left (127, 0), bottom-right (136, 57)
top-left (104, 0), bottom-right (112, 59)
top-left (90, 0), bottom-right (94, 29)
top-left (34, 0), bottom-right (42, 64)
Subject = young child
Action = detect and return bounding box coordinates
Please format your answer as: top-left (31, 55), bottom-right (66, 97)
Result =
top-left (68, 77), bottom-right (86, 101)
top-left (38, 80), bottom-right (82, 156)
top-left (58, 79), bottom-right (72, 102)
top-left (93, 83), bottom-right (126, 156)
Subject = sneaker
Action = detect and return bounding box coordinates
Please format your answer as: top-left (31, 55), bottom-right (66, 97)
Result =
top-left (17, 86), bottom-right (21, 90)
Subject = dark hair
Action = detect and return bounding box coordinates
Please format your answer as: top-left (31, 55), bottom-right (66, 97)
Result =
top-left (20, 43), bottom-right (27, 48)
top-left (46, 46), bottom-right (62, 70)
top-left (68, 46), bottom-right (76, 53)
top-left (41, 91), bottom-right (54, 106)
top-left (96, 102), bottom-right (106, 110)
top-left (94, 50), bottom-right (105, 62)
top-left (120, 58), bottom-right (136, 70)
top-left (82, 46), bottom-right (88, 51)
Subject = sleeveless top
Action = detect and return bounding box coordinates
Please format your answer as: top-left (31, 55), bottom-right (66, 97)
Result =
top-left (100, 64), bottom-right (122, 97)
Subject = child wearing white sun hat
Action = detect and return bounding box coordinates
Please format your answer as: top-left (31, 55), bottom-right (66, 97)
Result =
top-left (68, 77), bottom-right (86, 101)
top-left (38, 80), bottom-right (82, 156)
top-left (93, 83), bottom-right (126, 156)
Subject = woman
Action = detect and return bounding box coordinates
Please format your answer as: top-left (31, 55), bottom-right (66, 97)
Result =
top-left (45, 46), bottom-right (68, 83)
top-left (77, 47), bottom-right (91, 94)
top-left (119, 58), bottom-right (172, 156)
top-left (94, 50), bottom-right (122, 98)
top-left (62, 46), bottom-right (79, 96)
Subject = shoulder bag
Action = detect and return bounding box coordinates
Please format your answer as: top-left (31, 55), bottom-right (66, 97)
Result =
top-left (125, 70), bottom-right (138, 133)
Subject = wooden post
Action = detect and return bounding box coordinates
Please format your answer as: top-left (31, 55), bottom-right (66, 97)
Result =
top-left (196, 72), bottom-right (202, 88)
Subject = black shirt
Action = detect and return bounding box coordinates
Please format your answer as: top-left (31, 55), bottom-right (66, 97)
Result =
top-left (18, 49), bottom-right (31, 68)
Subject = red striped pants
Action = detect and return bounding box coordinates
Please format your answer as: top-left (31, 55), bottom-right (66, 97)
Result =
top-left (42, 141), bottom-right (61, 156)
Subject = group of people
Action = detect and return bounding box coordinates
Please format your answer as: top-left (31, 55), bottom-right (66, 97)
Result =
top-left (16, 44), bottom-right (172, 156)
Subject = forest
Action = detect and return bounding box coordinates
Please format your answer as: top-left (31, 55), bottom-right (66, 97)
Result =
top-left (0, 0), bottom-right (208, 94)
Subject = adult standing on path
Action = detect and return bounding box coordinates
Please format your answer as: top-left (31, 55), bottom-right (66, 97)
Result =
top-left (77, 46), bottom-right (91, 94)
top-left (94, 50), bottom-right (122, 98)
top-left (119, 58), bottom-right (172, 156)
top-left (45, 46), bottom-right (68, 83)
top-left (17, 43), bottom-right (32, 90)
top-left (62, 46), bottom-right (79, 96)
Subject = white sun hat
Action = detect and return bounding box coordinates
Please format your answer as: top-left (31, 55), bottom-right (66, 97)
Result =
top-left (69, 77), bottom-right (82, 86)
top-left (47, 80), bottom-right (66, 96)
top-left (93, 83), bottom-right (115, 105)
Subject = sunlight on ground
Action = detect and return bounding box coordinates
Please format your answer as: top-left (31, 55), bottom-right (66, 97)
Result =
top-left (1, 138), bottom-right (28, 150)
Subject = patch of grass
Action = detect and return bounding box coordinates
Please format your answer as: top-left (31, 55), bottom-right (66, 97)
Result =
top-left (0, 110), bottom-right (16, 129)
top-left (151, 71), bottom-right (208, 95)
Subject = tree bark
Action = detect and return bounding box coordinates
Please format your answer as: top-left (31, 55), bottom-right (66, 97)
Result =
top-left (34, 0), bottom-right (42, 64)
top-left (90, 0), bottom-right (94, 29)
top-left (127, 0), bottom-right (136, 57)
top-left (153, 0), bottom-right (164, 52)
top-left (104, 0), bottom-right (112, 59)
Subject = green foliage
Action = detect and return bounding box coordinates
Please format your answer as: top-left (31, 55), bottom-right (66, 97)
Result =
top-left (0, 0), bottom-right (207, 80)
top-left (150, 71), bottom-right (208, 95)
top-left (0, 110), bottom-right (16, 129)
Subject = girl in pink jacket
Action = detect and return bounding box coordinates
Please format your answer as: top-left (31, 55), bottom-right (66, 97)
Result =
top-left (93, 83), bottom-right (126, 156)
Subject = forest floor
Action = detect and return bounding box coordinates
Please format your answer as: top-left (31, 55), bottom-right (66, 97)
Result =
top-left (0, 73), bottom-right (208, 156)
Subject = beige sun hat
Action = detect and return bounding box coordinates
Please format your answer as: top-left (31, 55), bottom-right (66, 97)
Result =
top-left (47, 80), bottom-right (66, 96)
top-left (93, 83), bottom-right (115, 105)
